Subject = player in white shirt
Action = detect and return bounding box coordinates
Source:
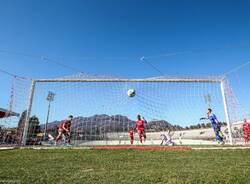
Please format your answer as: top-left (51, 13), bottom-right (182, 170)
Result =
top-left (160, 130), bottom-right (174, 146)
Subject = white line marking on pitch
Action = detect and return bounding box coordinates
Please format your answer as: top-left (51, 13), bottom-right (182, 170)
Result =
top-left (192, 147), bottom-right (250, 150)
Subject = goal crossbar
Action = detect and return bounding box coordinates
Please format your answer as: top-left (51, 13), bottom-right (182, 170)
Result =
top-left (34, 78), bottom-right (223, 83)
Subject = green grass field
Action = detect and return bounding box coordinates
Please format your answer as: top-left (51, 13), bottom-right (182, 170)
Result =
top-left (0, 148), bottom-right (250, 184)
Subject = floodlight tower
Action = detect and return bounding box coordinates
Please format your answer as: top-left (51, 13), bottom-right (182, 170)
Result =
top-left (204, 94), bottom-right (212, 108)
top-left (44, 91), bottom-right (55, 140)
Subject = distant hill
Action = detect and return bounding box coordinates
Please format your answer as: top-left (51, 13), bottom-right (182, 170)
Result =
top-left (146, 120), bottom-right (183, 131)
top-left (40, 114), bottom-right (183, 132)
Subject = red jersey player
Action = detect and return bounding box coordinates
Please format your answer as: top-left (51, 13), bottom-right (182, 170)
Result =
top-left (242, 119), bottom-right (250, 143)
top-left (135, 115), bottom-right (147, 143)
top-left (55, 115), bottom-right (73, 145)
top-left (129, 127), bottom-right (134, 145)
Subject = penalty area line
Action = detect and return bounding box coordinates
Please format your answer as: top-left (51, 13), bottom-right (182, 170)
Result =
top-left (0, 147), bottom-right (16, 151)
top-left (192, 146), bottom-right (250, 150)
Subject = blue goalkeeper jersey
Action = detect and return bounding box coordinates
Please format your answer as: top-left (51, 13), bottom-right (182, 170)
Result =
top-left (208, 113), bottom-right (219, 129)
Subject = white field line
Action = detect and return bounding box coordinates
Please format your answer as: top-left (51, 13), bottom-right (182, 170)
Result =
top-left (27, 146), bottom-right (92, 150)
top-left (1, 145), bottom-right (250, 150)
top-left (192, 146), bottom-right (250, 150)
top-left (0, 147), bottom-right (15, 150)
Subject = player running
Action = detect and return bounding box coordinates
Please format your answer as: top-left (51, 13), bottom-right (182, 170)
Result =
top-left (55, 115), bottom-right (73, 145)
top-left (135, 115), bottom-right (147, 143)
top-left (129, 127), bottom-right (134, 145)
top-left (201, 108), bottom-right (224, 145)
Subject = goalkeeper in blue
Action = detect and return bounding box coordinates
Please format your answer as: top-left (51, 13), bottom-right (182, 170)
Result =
top-left (201, 108), bottom-right (225, 145)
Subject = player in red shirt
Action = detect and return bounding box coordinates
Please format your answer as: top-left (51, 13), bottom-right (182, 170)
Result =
top-left (135, 115), bottom-right (147, 143)
top-left (129, 127), bottom-right (134, 145)
top-left (55, 115), bottom-right (73, 145)
top-left (242, 119), bottom-right (250, 143)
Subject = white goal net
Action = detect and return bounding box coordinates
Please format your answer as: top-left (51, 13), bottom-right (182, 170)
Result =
top-left (1, 73), bottom-right (249, 146)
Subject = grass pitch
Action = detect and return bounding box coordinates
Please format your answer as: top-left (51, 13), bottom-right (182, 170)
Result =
top-left (0, 148), bottom-right (250, 184)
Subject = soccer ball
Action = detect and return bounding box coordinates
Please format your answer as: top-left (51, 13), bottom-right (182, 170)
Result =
top-left (127, 89), bottom-right (136, 97)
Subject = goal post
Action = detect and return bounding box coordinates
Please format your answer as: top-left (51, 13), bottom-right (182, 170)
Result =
top-left (22, 80), bottom-right (36, 145)
top-left (21, 76), bottom-right (234, 146)
top-left (220, 79), bottom-right (233, 145)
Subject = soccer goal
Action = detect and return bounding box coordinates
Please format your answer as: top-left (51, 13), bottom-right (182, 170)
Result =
top-left (16, 74), bottom-right (248, 146)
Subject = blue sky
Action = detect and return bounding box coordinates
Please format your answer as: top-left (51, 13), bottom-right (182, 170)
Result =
top-left (0, 0), bottom-right (250, 125)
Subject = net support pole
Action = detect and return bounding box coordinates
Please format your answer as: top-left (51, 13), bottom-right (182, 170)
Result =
top-left (220, 79), bottom-right (233, 145)
top-left (22, 80), bottom-right (36, 145)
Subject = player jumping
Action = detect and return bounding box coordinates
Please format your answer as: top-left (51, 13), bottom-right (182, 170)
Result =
top-left (201, 108), bottom-right (224, 145)
top-left (135, 115), bottom-right (147, 143)
top-left (129, 127), bottom-right (134, 145)
top-left (55, 115), bottom-right (73, 145)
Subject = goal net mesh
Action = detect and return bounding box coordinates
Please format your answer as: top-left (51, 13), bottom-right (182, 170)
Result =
top-left (1, 73), bottom-right (249, 146)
